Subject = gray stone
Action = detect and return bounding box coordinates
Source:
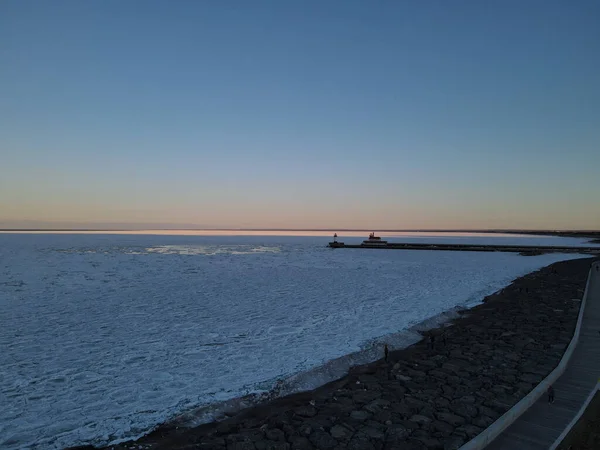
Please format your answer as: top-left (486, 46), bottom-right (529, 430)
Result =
top-left (390, 401), bottom-right (411, 415)
top-left (289, 436), bottom-right (314, 450)
top-left (415, 437), bottom-right (443, 449)
top-left (352, 390), bottom-right (381, 404)
top-left (441, 384), bottom-right (454, 396)
top-left (446, 375), bottom-right (462, 385)
top-left (431, 420), bottom-right (454, 435)
top-left (416, 359), bottom-right (438, 369)
top-left (299, 424), bottom-right (312, 436)
top-left (435, 412), bottom-right (465, 427)
top-left (282, 423), bottom-right (297, 438)
top-left (197, 440), bottom-right (227, 449)
top-left (303, 415), bottom-right (333, 430)
top-left (450, 402), bottom-right (478, 419)
top-left (410, 414), bottom-right (432, 425)
top-left (359, 425), bottom-right (385, 440)
top-left (477, 405), bottom-right (497, 418)
top-left (473, 415), bottom-right (495, 428)
top-left (350, 410), bottom-right (372, 421)
top-left (373, 409), bottom-right (392, 423)
top-left (347, 436), bottom-right (375, 450)
top-left (364, 398), bottom-right (390, 414)
top-left (358, 374), bottom-right (380, 384)
top-left (308, 430), bottom-right (337, 450)
top-left (228, 442), bottom-right (257, 450)
top-left (455, 424), bottom-right (483, 439)
top-left (227, 431), bottom-right (264, 444)
top-left (411, 429), bottom-right (430, 438)
top-left (435, 397), bottom-right (450, 408)
top-left (485, 397), bottom-right (512, 413)
top-left (515, 381), bottom-right (533, 393)
top-left (254, 441), bottom-right (290, 450)
top-left (430, 369), bottom-right (449, 379)
top-left (217, 421), bottom-right (239, 435)
top-left (295, 405), bottom-right (318, 418)
top-left (442, 362), bottom-right (461, 374)
top-left (519, 373), bottom-right (542, 384)
top-left (329, 425), bottom-right (353, 440)
top-left (365, 419), bottom-right (385, 430)
top-left (491, 385), bottom-right (511, 395)
top-left (407, 368), bottom-right (427, 378)
top-left (385, 424), bottom-right (411, 441)
top-left (405, 397), bottom-right (428, 411)
top-left (419, 405), bottom-right (435, 420)
top-left (265, 429), bottom-right (286, 442)
top-left (443, 435), bottom-right (466, 450)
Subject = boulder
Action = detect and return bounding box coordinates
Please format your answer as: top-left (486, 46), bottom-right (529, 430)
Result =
top-left (385, 424), bottom-right (411, 441)
top-left (359, 425), bottom-right (385, 440)
top-left (410, 414), bottom-right (432, 426)
top-left (364, 398), bottom-right (390, 414)
top-left (308, 430), bottom-right (337, 450)
top-left (329, 424), bottom-right (353, 440)
top-left (294, 405), bottom-right (318, 418)
top-left (431, 420), bottom-right (454, 435)
top-left (262, 429), bottom-right (284, 442)
top-left (352, 390), bottom-right (381, 404)
top-left (289, 436), bottom-right (313, 450)
top-left (435, 412), bottom-right (465, 427)
top-left (350, 410), bottom-right (372, 421)
top-left (255, 441), bottom-right (290, 450)
top-left (443, 435), bottom-right (465, 450)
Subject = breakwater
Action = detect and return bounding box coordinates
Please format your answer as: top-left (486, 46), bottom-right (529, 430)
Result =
top-left (328, 242), bottom-right (600, 254)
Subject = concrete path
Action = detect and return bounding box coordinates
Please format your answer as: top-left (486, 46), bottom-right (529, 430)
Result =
top-left (486, 261), bottom-right (600, 450)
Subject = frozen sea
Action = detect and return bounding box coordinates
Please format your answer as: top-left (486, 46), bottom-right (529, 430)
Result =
top-left (0, 231), bottom-right (596, 449)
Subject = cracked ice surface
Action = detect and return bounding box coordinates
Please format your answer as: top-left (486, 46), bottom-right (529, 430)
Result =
top-left (0, 233), bottom-right (591, 449)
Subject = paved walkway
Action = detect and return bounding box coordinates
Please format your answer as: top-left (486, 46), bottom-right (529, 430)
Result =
top-left (487, 261), bottom-right (600, 450)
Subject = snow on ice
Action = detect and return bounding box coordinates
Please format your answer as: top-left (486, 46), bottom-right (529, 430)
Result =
top-left (0, 232), bottom-right (593, 449)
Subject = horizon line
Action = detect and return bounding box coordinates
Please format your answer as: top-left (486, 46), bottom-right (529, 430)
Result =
top-left (1, 227), bottom-right (599, 234)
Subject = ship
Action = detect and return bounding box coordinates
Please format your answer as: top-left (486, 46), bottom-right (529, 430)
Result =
top-left (362, 232), bottom-right (388, 246)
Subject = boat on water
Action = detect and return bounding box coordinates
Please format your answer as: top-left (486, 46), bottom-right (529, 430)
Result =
top-left (362, 232), bottom-right (388, 246)
top-left (328, 232), bottom-right (389, 248)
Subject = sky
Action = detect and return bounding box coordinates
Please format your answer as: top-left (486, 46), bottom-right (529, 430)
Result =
top-left (1, 1), bottom-right (599, 230)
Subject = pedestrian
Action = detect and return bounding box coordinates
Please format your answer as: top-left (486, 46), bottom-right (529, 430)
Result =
top-left (548, 385), bottom-right (555, 404)
top-left (384, 344), bottom-right (389, 362)
top-left (429, 334), bottom-right (435, 350)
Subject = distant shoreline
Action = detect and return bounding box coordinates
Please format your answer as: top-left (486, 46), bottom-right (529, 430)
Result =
top-left (1, 229), bottom-right (599, 243)
top-left (1, 228), bottom-right (599, 237)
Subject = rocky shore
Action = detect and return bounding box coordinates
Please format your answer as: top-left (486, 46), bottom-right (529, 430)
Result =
top-left (89, 257), bottom-right (596, 450)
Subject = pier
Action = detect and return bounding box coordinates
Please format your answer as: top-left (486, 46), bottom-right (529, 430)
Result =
top-left (327, 242), bottom-right (600, 254)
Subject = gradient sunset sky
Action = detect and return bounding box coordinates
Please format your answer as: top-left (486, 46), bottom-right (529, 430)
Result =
top-left (1, 1), bottom-right (599, 230)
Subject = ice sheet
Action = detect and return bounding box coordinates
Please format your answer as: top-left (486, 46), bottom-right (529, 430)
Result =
top-left (0, 233), bottom-right (590, 449)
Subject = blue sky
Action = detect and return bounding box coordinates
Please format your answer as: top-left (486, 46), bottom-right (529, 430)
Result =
top-left (1, 1), bottom-right (599, 229)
